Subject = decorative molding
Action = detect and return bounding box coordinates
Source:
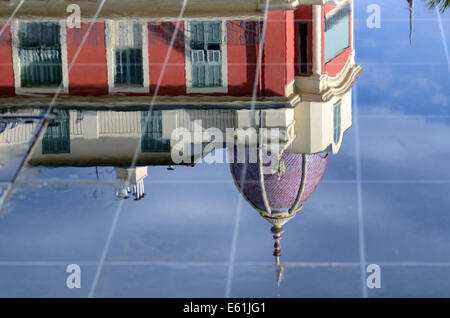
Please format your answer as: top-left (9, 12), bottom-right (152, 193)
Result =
top-left (1, 0), bottom-right (335, 19)
top-left (284, 79), bottom-right (296, 98)
top-left (0, 0), bottom-right (339, 19)
top-left (0, 94), bottom-right (299, 108)
top-left (294, 52), bottom-right (363, 102)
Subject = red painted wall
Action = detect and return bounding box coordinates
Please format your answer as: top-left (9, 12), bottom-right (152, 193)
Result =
top-left (148, 22), bottom-right (186, 95)
top-left (0, 25), bottom-right (14, 96)
top-left (262, 11), bottom-right (293, 96)
top-left (226, 21), bottom-right (258, 96)
top-left (324, 4), bottom-right (336, 15)
top-left (0, 17), bottom-right (299, 98)
top-left (67, 22), bottom-right (108, 95)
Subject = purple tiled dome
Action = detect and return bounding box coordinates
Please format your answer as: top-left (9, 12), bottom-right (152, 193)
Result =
top-left (230, 150), bottom-right (328, 212)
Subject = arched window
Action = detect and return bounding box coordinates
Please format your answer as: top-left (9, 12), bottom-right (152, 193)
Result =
top-left (333, 102), bottom-right (341, 145)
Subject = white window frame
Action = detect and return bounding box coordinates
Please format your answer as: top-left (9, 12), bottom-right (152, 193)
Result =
top-left (184, 19), bottom-right (228, 94)
top-left (11, 19), bottom-right (69, 95)
top-left (105, 19), bottom-right (149, 94)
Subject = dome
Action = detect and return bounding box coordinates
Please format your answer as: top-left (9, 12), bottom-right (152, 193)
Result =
top-left (230, 147), bottom-right (328, 264)
top-left (230, 150), bottom-right (328, 214)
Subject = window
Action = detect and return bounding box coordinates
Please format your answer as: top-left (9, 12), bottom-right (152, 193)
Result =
top-left (42, 109), bottom-right (70, 154)
top-left (113, 22), bottom-right (144, 87)
top-left (297, 22), bottom-right (309, 76)
top-left (75, 110), bottom-right (83, 123)
top-left (324, 4), bottom-right (351, 63)
top-left (18, 22), bottom-right (62, 87)
top-left (189, 21), bottom-right (222, 88)
top-left (333, 102), bottom-right (341, 145)
top-left (0, 119), bottom-right (10, 135)
top-left (141, 111), bottom-right (171, 153)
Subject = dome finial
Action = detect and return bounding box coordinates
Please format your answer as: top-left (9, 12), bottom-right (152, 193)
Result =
top-left (272, 225), bottom-right (285, 290)
top-left (271, 225), bottom-right (284, 265)
top-left (276, 265), bottom-right (285, 288)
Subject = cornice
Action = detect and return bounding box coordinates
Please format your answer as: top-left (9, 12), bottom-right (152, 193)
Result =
top-left (294, 53), bottom-right (363, 102)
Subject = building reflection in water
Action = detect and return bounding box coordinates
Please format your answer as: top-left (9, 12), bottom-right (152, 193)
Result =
top-left (0, 0), bottom-right (362, 282)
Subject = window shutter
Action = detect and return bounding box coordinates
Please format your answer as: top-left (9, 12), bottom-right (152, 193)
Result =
top-left (141, 111), bottom-right (171, 153)
top-left (19, 22), bottom-right (62, 87)
top-left (115, 48), bottom-right (143, 86)
top-left (113, 22), bottom-right (143, 86)
top-left (189, 21), bottom-right (222, 88)
top-left (115, 21), bottom-right (142, 49)
top-left (206, 50), bottom-right (221, 87)
top-left (191, 50), bottom-right (206, 87)
top-left (191, 49), bottom-right (205, 63)
top-left (206, 22), bottom-right (221, 44)
top-left (190, 22), bottom-right (204, 49)
top-left (42, 110), bottom-right (70, 154)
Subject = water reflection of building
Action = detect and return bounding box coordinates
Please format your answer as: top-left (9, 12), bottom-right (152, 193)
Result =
top-left (0, 0), bottom-right (362, 262)
top-left (0, 104), bottom-right (351, 164)
top-left (1, 105), bottom-right (344, 257)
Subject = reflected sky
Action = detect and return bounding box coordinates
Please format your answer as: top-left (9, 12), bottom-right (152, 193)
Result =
top-left (0, 0), bottom-right (449, 298)
top-left (356, 1), bottom-right (450, 116)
